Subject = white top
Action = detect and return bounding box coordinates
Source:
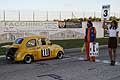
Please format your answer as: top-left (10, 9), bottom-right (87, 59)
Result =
top-left (108, 27), bottom-right (119, 37)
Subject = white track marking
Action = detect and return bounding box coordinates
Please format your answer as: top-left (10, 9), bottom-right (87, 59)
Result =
top-left (78, 57), bottom-right (120, 66)
top-left (0, 55), bottom-right (5, 58)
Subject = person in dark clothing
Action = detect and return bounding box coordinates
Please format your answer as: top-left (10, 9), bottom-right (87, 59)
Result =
top-left (85, 20), bottom-right (96, 62)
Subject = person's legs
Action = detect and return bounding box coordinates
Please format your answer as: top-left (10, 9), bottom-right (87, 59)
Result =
top-left (109, 48), bottom-right (115, 65)
top-left (113, 48), bottom-right (116, 65)
top-left (91, 56), bottom-right (96, 62)
top-left (108, 49), bottom-right (117, 66)
top-left (85, 42), bottom-right (90, 61)
top-left (108, 48), bottom-right (113, 61)
top-left (111, 37), bottom-right (117, 65)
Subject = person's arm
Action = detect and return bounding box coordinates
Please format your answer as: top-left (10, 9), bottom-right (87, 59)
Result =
top-left (117, 32), bottom-right (119, 45)
top-left (116, 27), bottom-right (119, 45)
top-left (94, 27), bottom-right (96, 44)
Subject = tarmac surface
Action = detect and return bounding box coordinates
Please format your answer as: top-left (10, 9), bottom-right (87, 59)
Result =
top-left (0, 46), bottom-right (120, 80)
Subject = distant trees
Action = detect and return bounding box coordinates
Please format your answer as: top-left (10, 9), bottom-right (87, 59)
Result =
top-left (54, 16), bottom-right (120, 22)
top-left (63, 17), bottom-right (101, 22)
top-left (109, 16), bottom-right (120, 21)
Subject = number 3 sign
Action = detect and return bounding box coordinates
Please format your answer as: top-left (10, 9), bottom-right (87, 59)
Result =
top-left (102, 5), bottom-right (110, 20)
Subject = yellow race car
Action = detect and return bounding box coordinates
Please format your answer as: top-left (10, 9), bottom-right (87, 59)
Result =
top-left (4, 36), bottom-right (64, 64)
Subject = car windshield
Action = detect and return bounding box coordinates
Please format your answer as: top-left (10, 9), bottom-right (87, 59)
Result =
top-left (15, 38), bottom-right (23, 44)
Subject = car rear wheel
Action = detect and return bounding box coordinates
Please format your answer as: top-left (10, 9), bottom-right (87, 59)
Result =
top-left (57, 51), bottom-right (63, 59)
top-left (6, 56), bottom-right (14, 63)
top-left (24, 55), bottom-right (33, 64)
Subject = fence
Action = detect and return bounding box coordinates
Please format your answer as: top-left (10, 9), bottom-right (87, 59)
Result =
top-left (0, 10), bottom-right (120, 21)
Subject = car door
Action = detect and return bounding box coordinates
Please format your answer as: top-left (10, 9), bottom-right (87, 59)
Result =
top-left (37, 38), bottom-right (53, 60)
top-left (26, 39), bottom-right (38, 60)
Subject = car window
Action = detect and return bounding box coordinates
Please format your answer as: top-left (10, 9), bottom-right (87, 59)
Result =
top-left (38, 38), bottom-right (47, 45)
top-left (41, 38), bottom-right (46, 45)
top-left (26, 39), bottom-right (36, 47)
top-left (38, 39), bottom-right (42, 45)
top-left (15, 38), bottom-right (23, 44)
top-left (45, 39), bottom-right (51, 45)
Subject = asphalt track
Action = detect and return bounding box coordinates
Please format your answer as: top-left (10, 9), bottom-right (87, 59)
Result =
top-left (0, 47), bottom-right (120, 80)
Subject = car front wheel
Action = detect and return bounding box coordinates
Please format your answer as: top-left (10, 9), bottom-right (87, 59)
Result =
top-left (57, 51), bottom-right (63, 59)
top-left (24, 55), bottom-right (33, 64)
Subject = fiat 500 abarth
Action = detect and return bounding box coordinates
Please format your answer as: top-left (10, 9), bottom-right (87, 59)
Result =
top-left (4, 36), bottom-right (64, 64)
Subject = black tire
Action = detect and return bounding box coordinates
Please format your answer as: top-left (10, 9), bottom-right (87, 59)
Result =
top-left (24, 55), bottom-right (33, 64)
top-left (6, 56), bottom-right (14, 64)
top-left (57, 51), bottom-right (63, 59)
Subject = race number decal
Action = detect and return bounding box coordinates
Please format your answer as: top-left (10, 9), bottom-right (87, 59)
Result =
top-left (89, 43), bottom-right (99, 57)
top-left (103, 10), bottom-right (108, 17)
top-left (41, 49), bottom-right (50, 57)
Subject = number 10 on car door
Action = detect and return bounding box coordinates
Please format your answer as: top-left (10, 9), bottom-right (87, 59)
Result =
top-left (41, 49), bottom-right (50, 57)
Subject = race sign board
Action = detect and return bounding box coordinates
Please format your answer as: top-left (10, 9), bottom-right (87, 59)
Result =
top-left (102, 5), bottom-right (110, 20)
top-left (89, 43), bottom-right (99, 57)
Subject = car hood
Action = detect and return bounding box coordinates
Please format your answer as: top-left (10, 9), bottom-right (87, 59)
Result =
top-left (52, 44), bottom-right (63, 49)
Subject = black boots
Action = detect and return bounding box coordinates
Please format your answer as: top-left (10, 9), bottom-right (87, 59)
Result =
top-left (110, 60), bottom-right (115, 66)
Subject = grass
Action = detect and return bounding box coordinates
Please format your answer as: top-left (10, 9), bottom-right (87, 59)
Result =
top-left (0, 38), bottom-right (119, 55)
top-left (51, 38), bottom-right (109, 49)
top-left (51, 39), bottom-right (84, 49)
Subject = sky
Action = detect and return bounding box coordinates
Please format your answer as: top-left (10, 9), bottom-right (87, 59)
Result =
top-left (0, 0), bottom-right (119, 20)
top-left (0, 0), bottom-right (119, 12)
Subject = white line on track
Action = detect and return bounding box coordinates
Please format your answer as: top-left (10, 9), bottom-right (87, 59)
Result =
top-left (0, 55), bottom-right (5, 58)
top-left (78, 57), bottom-right (120, 66)
top-left (61, 57), bottom-right (71, 60)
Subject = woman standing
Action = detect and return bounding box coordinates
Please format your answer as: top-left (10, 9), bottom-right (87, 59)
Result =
top-left (85, 20), bottom-right (96, 62)
top-left (108, 20), bottom-right (119, 66)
